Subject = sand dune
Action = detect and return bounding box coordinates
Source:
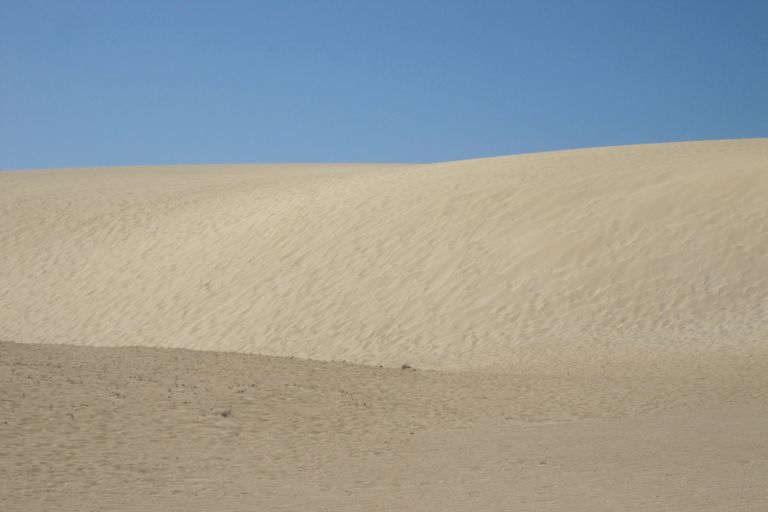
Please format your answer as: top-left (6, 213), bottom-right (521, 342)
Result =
top-left (2, 139), bottom-right (767, 510)
top-left (2, 139), bottom-right (767, 370)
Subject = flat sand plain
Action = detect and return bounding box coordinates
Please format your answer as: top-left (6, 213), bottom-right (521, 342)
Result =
top-left (1, 139), bottom-right (767, 510)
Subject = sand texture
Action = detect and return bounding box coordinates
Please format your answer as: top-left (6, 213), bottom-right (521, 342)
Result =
top-left (1, 139), bottom-right (767, 510)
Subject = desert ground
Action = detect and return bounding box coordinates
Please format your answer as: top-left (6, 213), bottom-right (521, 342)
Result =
top-left (1, 139), bottom-right (767, 510)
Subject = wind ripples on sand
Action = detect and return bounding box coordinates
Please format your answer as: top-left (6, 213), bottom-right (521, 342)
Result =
top-left (1, 140), bottom-right (767, 371)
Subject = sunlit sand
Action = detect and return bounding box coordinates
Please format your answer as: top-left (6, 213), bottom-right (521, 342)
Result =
top-left (2, 139), bottom-right (766, 510)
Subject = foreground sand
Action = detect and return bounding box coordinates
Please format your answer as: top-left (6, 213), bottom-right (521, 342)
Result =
top-left (2, 341), bottom-right (767, 511)
top-left (1, 139), bottom-right (767, 510)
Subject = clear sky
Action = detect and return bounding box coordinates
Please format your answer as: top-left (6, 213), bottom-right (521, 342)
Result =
top-left (1, 1), bottom-right (767, 170)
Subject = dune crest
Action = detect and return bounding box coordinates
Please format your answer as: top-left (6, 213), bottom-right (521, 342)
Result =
top-left (1, 140), bottom-right (766, 370)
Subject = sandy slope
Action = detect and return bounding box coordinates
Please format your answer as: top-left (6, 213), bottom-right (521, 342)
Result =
top-left (2, 139), bottom-right (767, 371)
top-left (1, 139), bottom-right (767, 510)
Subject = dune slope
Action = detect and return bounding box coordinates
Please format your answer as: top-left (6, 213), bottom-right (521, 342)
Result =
top-left (1, 140), bottom-right (767, 370)
top-left (2, 140), bottom-right (768, 511)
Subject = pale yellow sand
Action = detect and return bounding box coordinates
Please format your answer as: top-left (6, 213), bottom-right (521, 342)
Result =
top-left (1, 139), bottom-right (767, 510)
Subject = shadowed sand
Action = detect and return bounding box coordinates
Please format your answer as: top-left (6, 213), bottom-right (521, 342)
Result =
top-left (1, 139), bottom-right (767, 510)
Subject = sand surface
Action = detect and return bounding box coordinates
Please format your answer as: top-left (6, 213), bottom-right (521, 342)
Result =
top-left (1, 139), bottom-right (767, 510)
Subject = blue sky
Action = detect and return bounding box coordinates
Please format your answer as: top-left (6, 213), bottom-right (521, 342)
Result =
top-left (1, 1), bottom-right (767, 170)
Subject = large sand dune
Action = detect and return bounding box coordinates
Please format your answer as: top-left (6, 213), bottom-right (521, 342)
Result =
top-left (2, 139), bottom-right (767, 370)
top-left (2, 139), bottom-right (767, 510)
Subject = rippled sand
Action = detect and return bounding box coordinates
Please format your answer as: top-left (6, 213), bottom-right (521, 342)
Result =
top-left (2, 139), bottom-right (767, 510)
